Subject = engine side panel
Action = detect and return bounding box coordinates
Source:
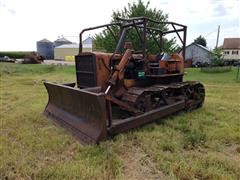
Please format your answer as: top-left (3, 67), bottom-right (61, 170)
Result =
top-left (75, 53), bottom-right (114, 89)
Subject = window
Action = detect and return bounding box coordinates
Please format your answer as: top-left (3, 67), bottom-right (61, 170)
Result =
top-left (232, 51), bottom-right (239, 55)
top-left (224, 51), bottom-right (230, 54)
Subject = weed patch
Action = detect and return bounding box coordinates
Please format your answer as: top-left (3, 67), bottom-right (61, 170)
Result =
top-left (183, 129), bottom-right (207, 149)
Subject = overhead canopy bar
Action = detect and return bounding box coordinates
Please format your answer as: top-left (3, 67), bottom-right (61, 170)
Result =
top-left (79, 17), bottom-right (187, 59)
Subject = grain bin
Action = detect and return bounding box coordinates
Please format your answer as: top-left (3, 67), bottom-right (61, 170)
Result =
top-left (37, 39), bottom-right (54, 59)
top-left (54, 37), bottom-right (72, 48)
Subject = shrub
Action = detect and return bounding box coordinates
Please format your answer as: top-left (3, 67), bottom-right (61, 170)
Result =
top-left (201, 66), bottom-right (232, 73)
top-left (209, 48), bottom-right (224, 66)
top-left (0, 51), bottom-right (31, 59)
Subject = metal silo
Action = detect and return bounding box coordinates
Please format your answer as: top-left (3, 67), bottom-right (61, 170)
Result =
top-left (37, 39), bottom-right (54, 59)
top-left (54, 37), bottom-right (72, 48)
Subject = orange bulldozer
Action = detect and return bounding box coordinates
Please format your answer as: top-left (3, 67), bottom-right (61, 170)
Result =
top-left (44, 17), bottom-right (205, 144)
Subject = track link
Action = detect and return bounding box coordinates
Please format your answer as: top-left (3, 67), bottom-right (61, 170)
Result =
top-left (121, 81), bottom-right (205, 114)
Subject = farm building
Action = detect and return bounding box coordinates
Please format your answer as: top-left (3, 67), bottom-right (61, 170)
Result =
top-left (36, 37), bottom-right (72, 60)
top-left (54, 43), bottom-right (79, 60)
top-left (54, 37), bottom-right (93, 60)
top-left (222, 38), bottom-right (240, 64)
top-left (82, 37), bottom-right (92, 49)
top-left (184, 43), bottom-right (211, 67)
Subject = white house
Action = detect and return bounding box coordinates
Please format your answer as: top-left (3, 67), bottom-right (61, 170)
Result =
top-left (222, 38), bottom-right (240, 62)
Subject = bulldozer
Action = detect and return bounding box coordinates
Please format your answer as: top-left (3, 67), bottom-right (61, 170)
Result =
top-left (44, 17), bottom-right (205, 144)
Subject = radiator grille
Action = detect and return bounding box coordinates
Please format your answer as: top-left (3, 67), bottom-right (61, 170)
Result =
top-left (75, 54), bottom-right (96, 88)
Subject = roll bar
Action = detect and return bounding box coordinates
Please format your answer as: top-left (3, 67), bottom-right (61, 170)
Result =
top-left (79, 17), bottom-right (187, 59)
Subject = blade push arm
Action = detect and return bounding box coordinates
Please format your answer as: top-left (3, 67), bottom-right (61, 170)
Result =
top-left (105, 49), bottom-right (132, 94)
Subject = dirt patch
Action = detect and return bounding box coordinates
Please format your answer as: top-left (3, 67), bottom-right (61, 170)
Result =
top-left (223, 144), bottom-right (240, 163)
top-left (121, 148), bottom-right (166, 180)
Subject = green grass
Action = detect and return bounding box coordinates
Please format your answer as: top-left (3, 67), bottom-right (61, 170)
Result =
top-left (1, 63), bottom-right (239, 179)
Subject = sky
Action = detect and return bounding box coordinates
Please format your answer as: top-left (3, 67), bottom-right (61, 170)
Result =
top-left (0, 0), bottom-right (239, 51)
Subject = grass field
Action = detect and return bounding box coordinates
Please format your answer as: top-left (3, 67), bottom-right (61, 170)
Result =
top-left (0, 63), bottom-right (239, 179)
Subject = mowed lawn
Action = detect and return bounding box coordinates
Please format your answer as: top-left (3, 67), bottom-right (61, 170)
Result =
top-left (0, 63), bottom-right (239, 179)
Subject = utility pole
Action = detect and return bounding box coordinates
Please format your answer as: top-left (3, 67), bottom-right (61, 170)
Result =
top-left (215, 25), bottom-right (220, 49)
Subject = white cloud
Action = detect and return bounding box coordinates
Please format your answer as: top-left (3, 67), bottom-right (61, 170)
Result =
top-left (0, 0), bottom-right (239, 51)
top-left (151, 0), bottom-right (240, 48)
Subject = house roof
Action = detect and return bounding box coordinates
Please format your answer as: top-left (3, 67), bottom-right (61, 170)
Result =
top-left (223, 38), bottom-right (240, 49)
top-left (186, 42), bottom-right (210, 52)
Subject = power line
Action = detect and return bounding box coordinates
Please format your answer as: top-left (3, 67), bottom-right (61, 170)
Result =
top-left (203, 28), bottom-right (218, 38)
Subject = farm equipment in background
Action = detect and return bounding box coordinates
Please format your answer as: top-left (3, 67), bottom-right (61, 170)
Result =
top-left (44, 17), bottom-right (205, 144)
top-left (0, 56), bottom-right (15, 63)
top-left (22, 52), bottom-right (44, 64)
top-left (0, 52), bottom-right (44, 64)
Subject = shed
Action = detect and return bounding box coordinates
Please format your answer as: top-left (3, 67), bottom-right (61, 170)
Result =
top-left (82, 37), bottom-right (92, 48)
top-left (54, 37), bottom-right (93, 60)
top-left (185, 43), bottom-right (210, 66)
top-left (54, 43), bottom-right (79, 60)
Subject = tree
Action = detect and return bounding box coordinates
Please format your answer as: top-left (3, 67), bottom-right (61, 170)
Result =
top-left (210, 48), bottom-right (223, 66)
top-left (94, 0), bottom-right (179, 54)
top-left (194, 35), bottom-right (207, 47)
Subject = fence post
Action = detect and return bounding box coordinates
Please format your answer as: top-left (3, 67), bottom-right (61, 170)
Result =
top-left (236, 63), bottom-right (240, 80)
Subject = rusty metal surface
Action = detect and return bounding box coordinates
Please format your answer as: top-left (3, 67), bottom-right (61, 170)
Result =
top-left (106, 94), bottom-right (140, 114)
top-left (109, 100), bottom-right (185, 135)
top-left (75, 53), bottom-right (115, 90)
top-left (43, 81), bottom-right (204, 144)
top-left (44, 82), bottom-right (107, 144)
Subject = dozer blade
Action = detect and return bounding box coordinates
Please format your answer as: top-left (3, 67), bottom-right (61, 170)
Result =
top-left (43, 82), bottom-right (107, 144)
